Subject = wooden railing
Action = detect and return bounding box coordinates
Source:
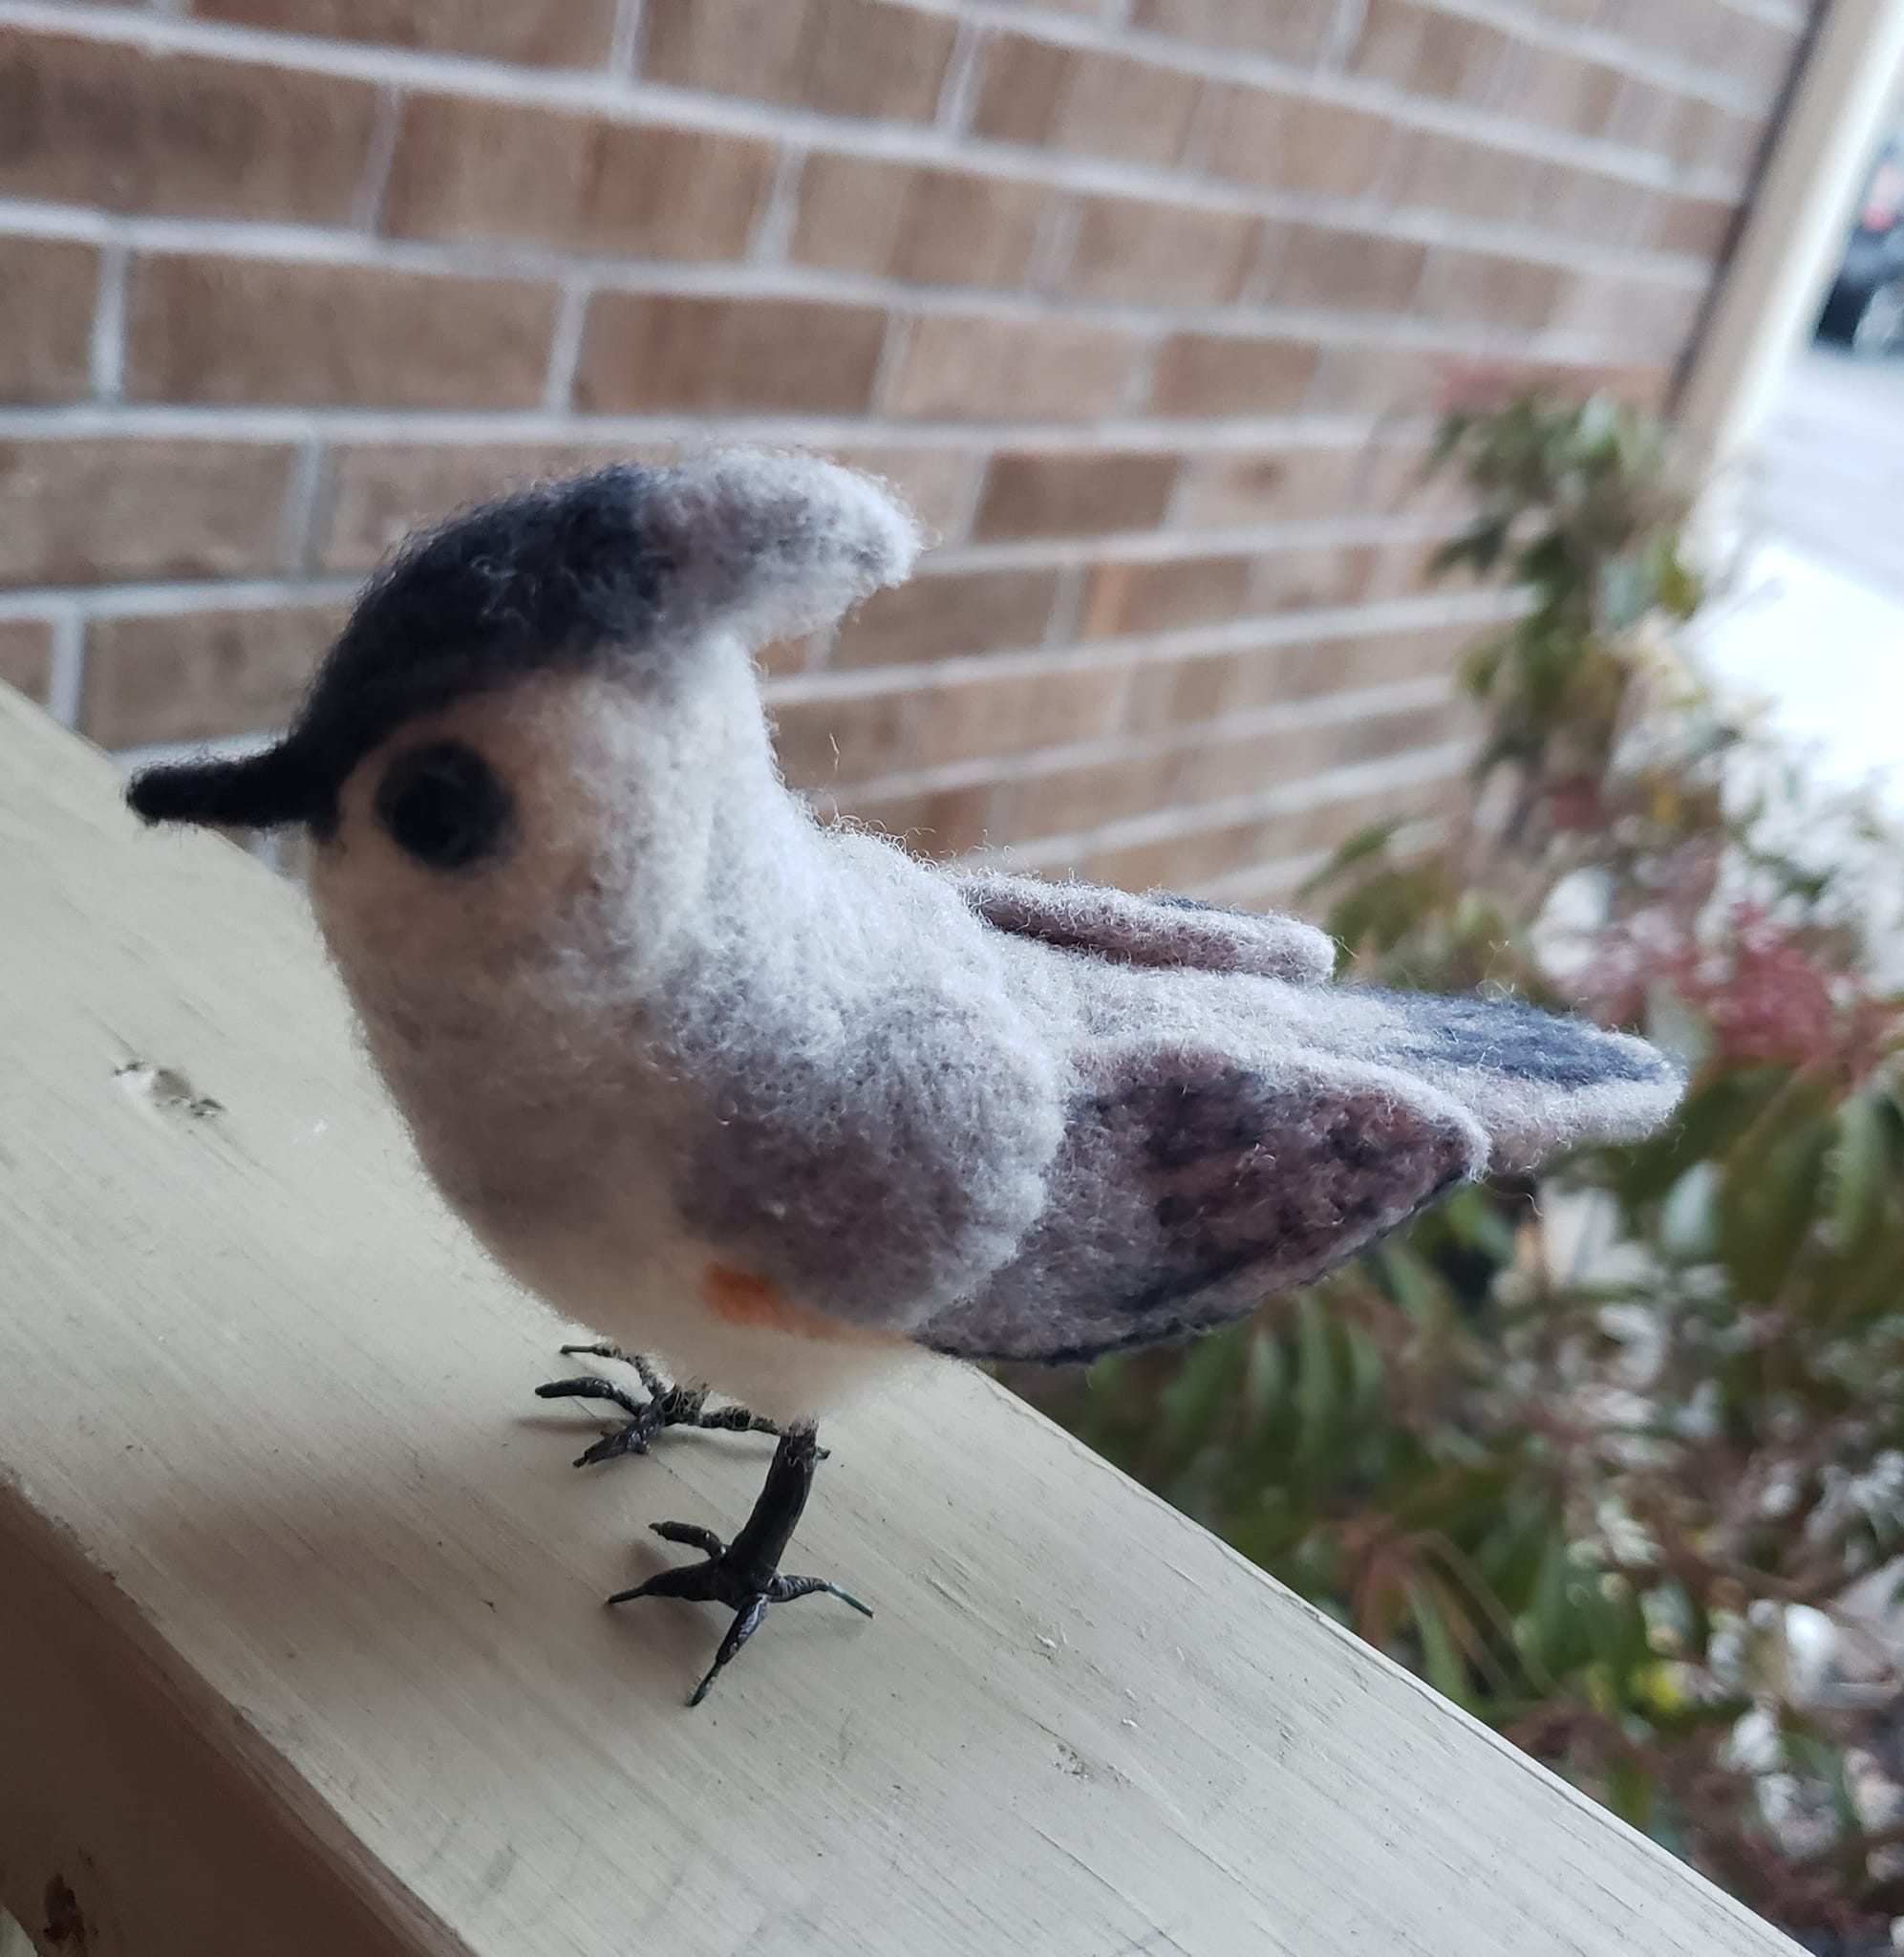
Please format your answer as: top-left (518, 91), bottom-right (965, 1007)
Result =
top-left (0, 685), bottom-right (1798, 1955)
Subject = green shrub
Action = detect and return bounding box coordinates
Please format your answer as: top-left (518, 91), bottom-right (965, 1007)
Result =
top-left (1022, 389), bottom-right (1904, 1954)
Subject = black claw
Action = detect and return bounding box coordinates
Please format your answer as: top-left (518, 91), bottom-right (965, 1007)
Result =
top-left (652, 1520), bottom-right (726, 1558)
top-left (606, 1427), bottom-right (871, 1707)
top-left (535, 1352), bottom-right (784, 1467)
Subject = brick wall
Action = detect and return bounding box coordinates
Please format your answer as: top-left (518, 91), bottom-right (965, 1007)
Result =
top-left (0, 0), bottom-right (1808, 902)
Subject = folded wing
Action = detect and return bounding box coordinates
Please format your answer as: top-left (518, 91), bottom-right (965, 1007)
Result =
top-left (916, 1045), bottom-right (1487, 1365)
top-left (952, 868), bottom-right (1337, 985)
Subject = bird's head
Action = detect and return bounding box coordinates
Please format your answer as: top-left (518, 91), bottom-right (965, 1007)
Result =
top-left (126, 452), bottom-right (921, 990)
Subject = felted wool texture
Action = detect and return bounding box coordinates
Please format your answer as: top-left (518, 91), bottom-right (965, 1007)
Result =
top-left (125, 449), bottom-right (921, 837)
top-left (130, 451), bottom-right (1686, 1415)
top-left (951, 870), bottom-right (1337, 985)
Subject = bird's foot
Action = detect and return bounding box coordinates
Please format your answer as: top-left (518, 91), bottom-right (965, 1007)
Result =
top-left (535, 1343), bottom-right (784, 1469)
top-left (609, 1426), bottom-right (871, 1707)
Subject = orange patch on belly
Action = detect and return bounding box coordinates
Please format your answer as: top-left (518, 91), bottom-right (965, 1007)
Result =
top-left (702, 1263), bottom-right (899, 1345)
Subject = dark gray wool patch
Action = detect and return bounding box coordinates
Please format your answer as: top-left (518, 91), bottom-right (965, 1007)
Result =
top-left (126, 466), bottom-right (673, 835)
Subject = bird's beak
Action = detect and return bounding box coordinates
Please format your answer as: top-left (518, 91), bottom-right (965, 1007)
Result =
top-left (126, 739), bottom-right (321, 831)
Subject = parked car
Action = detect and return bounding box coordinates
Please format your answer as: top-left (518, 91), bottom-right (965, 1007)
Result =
top-left (1816, 140), bottom-right (1904, 356)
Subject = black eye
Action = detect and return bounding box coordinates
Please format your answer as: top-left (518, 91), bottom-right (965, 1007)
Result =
top-left (374, 741), bottom-right (514, 871)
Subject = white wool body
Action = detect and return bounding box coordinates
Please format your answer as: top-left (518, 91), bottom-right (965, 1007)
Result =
top-left (309, 645), bottom-right (1063, 1421)
top-left (208, 447), bottom-right (1687, 1417)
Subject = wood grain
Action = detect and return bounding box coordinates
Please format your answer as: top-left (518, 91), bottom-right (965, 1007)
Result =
top-left (0, 686), bottom-right (1798, 1956)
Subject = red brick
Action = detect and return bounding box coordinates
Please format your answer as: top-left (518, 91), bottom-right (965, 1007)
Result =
top-left (0, 440), bottom-right (299, 588)
top-left (1173, 445), bottom-right (1370, 527)
top-left (826, 447), bottom-right (986, 543)
top-left (973, 34), bottom-right (1201, 170)
top-left (384, 98), bottom-right (774, 258)
top-left (1595, 0), bottom-right (1717, 64)
top-left (0, 618), bottom-right (53, 705)
top-left (1304, 341), bottom-right (1447, 414)
top-left (1263, 224), bottom-right (1427, 311)
top-left (1147, 334), bottom-right (1320, 418)
top-left (1348, 0), bottom-right (1512, 101)
top-left (125, 255), bottom-right (557, 409)
top-left (912, 664), bottom-right (1129, 767)
top-left (974, 451), bottom-right (1180, 540)
top-left (1383, 129), bottom-right (1535, 223)
top-left (81, 605), bottom-right (346, 749)
top-left (1256, 781), bottom-right (1454, 865)
top-left (1209, 89), bottom-right (1390, 198)
top-left (886, 316), bottom-right (1134, 422)
top-left (1008, 749), bottom-right (1182, 839)
top-left (1544, 169), bottom-right (1651, 247)
top-left (1553, 274), bottom-right (1701, 353)
top-left (1495, 46), bottom-right (1624, 139)
top-left (793, 156), bottom-right (1052, 289)
top-left (830, 567), bottom-right (1060, 668)
top-left (1123, 652), bottom-right (1235, 733)
top-left (1079, 554), bottom-right (1254, 639)
top-left (1225, 626), bottom-right (1462, 709)
top-left (1171, 723), bottom-right (1318, 805)
top-left (576, 294), bottom-right (888, 415)
top-left (0, 236), bottom-right (96, 405)
top-left (1662, 97), bottom-right (1762, 178)
top-left (772, 686), bottom-right (915, 786)
top-left (831, 781), bottom-right (997, 856)
top-left (195, 0), bottom-right (614, 65)
top-left (0, 28), bottom-right (379, 224)
top-left (318, 442), bottom-right (979, 575)
top-left (1182, 715), bottom-right (1456, 812)
top-left (643, 0), bottom-right (956, 121)
top-left (1131, 0), bottom-right (1339, 60)
top-left (1653, 193), bottom-right (1737, 259)
top-left (1719, 14), bottom-right (1802, 98)
top-left (1252, 540), bottom-right (1378, 613)
top-left (1064, 195), bottom-right (1258, 306)
top-left (316, 442), bottom-right (644, 573)
top-left (1362, 532), bottom-right (1445, 600)
top-left (1085, 819), bottom-right (1264, 889)
top-left (1604, 75), bottom-right (1676, 149)
top-left (1416, 248), bottom-right (1567, 331)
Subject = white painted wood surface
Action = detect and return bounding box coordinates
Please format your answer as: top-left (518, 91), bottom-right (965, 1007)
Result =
top-left (0, 685), bottom-right (1797, 1957)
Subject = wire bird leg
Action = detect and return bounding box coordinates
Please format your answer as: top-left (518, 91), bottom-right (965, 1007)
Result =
top-left (609, 1424), bottom-right (873, 1708)
top-left (534, 1342), bottom-right (785, 1468)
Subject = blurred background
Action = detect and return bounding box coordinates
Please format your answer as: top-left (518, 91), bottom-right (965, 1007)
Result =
top-left (0, 0), bottom-right (1790, 892)
top-left (5, 0), bottom-right (1904, 1948)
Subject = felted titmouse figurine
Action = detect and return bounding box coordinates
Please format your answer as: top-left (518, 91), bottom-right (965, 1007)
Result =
top-left (128, 452), bottom-right (1684, 1706)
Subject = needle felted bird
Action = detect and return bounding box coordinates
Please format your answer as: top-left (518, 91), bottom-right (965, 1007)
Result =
top-left (127, 452), bottom-right (1684, 1706)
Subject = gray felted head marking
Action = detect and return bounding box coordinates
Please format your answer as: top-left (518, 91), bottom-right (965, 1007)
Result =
top-left (125, 451), bottom-right (920, 837)
top-left (123, 448), bottom-right (1685, 1408)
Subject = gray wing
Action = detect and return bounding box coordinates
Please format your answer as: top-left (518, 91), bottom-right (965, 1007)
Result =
top-left (915, 1045), bottom-right (1487, 1365)
top-left (951, 868), bottom-right (1336, 985)
top-left (1266, 983), bottom-right (1686, 1172)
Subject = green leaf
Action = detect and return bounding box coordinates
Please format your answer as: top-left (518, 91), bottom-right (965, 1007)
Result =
top-left (1408, 1581), bottom-right (1474, 1707)
top-left (1605, 1754), bottom-right (1657, 1831)
top-left (1296, 820), bottom-right (1404, 899)
top-left (1658, 1162), bottom-right (1721, 1265)
top-left (1646, 531), bottom-right (1703, 620)
top-left (1245, 1325), bottom-right (1288, 1422)
top-left (1719, 1075), bottom-right (1836, 1302)
top-left (1832, 1086), bottom-right (1891, 1252)
top-left (1158, 1324), bottom-right (1246, 1454)
top-left (1294, 1293), bottom-right (1342, 1468)
top-left (1598, 555), bottom-right (1652, 634)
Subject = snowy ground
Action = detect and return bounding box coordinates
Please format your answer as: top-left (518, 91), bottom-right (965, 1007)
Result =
top-left (1696, 352), bottom-right (1904, 819)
